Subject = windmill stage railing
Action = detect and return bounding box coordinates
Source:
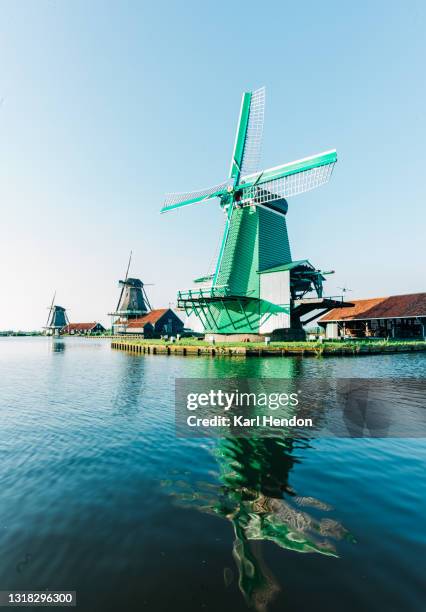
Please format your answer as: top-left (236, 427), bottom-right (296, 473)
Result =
top-left (177, 286), bottom-right (231, 305)
top-left (293, 295), bottom-right (348, 304)
top-left (108, 309), bottom-right (149, 317)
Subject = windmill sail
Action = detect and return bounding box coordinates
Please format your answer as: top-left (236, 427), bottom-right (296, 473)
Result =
top-left (46, 291), bottom-right (56, 328)
top-left (161, 180), bottom-right (231, 213)
top-left (116, 251), bottom-right (132, 311)
top-left (161, 87), bottom-right (266, 213)
top-left (229, 87), bottom-right (265, 181)
top-left (238, 150), bottom-right (336, 206)
top-left (239, 87), bottom-right (265, 177)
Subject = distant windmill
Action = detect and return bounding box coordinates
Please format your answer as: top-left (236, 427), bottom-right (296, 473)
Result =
top-left (43, 291), bottom-right (69, 336)
top-left (161, 87), bottom-right (347, 339)
top-left (108, 251), bottom-right (153, 334)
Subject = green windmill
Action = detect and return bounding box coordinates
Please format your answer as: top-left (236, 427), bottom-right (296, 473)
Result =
top-left (162, 87), bottom-right (348, 340)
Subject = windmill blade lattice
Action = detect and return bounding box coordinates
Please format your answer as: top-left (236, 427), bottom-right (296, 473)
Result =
top-left (239, 161), bottom-right (335, 206)
top-left (239, 86), bottom-right (265, 176)
top-left (162, 180), bottom-right (232, 213)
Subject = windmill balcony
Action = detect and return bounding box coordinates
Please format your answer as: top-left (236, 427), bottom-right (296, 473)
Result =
top-left (177, 286), bottom-right (231, 306)
top-left (108, 309), bottom-right (148, 317)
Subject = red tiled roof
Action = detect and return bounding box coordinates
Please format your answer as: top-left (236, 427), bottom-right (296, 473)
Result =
top-left (320, 293), bottom-right (426, 322)
top-left (126, 309), bottom-right (169, 329)
top-left (63, 322), bottom-right (101, 331)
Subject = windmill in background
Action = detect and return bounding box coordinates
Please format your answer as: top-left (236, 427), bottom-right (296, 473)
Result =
top-left (43, 291), bottom-right (69, 336)
top-left (108, 251), bottom-right (153, 334)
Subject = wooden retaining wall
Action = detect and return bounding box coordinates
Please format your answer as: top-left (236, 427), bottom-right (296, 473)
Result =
top-left (111, 341), bottom-right (426, 358)
top-left (111, 341), bottom-right (247, 356)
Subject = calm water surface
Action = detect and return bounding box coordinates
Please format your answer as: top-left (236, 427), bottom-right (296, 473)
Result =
top-left (0, 337), bottom-right (425, 611)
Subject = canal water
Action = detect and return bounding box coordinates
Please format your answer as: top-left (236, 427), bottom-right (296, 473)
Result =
top-left (0, 337), bottom-right (424, 611)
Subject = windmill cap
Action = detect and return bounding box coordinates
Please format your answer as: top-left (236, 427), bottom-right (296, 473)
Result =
top-left (262, 197), bottom-right (288, 215)
top-left (119, 277), bottom-right (143, 287)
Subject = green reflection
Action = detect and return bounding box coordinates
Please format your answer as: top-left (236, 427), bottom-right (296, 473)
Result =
top-left (165, 438), bottom-right (351, 609)
top-left (164, 359), bottom-right (352, 610)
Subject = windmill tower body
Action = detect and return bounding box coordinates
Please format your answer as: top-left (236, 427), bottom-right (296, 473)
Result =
top-left (44, 304), bottom-right (68, 336)
top-left (162, 88), bottom-right (348, 339)
top-left (116, 278), bottom-right (149, 315)
top-left (210, 200), bottom-right (292, 333)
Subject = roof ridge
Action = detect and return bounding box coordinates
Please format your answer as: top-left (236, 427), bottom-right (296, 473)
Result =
top-left (350, 292), bottom-right (426, 301)
top-left (319, 292), bottom-right (426, 322)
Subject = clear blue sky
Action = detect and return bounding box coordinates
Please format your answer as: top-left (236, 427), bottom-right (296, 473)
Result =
top-left (0, 0), bottom-right (425, 329)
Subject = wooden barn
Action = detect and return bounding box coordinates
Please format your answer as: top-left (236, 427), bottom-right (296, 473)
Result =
top-left (62, 322), bottom-right (106, 335)
top-left (123, 308), bottom-right (184, 338)
top-left (319, 293), bottom-right (426, 339)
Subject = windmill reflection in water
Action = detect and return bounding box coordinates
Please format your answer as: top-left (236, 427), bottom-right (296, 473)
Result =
top-left (163, 400), bottom-right (352, 611)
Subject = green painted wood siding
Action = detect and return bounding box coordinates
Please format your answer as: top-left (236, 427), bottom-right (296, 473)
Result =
top-left (201, 203), bottom-right (294, 334)
top-left (258, 207), bottom-right (292, 271)
top-left (216, 207), bottom-right (260, 298)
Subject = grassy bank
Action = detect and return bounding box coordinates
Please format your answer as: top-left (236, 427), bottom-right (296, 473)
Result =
top-left (111, 338), bottom-right (426, 357)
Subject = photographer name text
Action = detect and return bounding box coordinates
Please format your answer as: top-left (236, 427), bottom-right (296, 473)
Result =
top-left (186, 414), bottom-right (313, 428)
